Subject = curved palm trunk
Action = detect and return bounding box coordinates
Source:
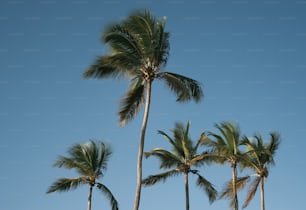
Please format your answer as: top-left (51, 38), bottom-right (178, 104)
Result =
top-left (260, 178), bottom-right (265, 210)
top-left (232, 163), bottom-right (238, 210)
top-left (88, 184), bottom-right (94, 210)
top-left (184, 172), bottom-right (190, 210)
top-left (133, 80), bottom-right (152, 210)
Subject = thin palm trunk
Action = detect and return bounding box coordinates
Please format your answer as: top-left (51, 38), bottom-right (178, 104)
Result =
top-left (260, 178), bottom-right (265, 210)
top-left (184, 172), bottom-right (190, 210)
top-left (133, 80), bottom-right (152, 210)
top-left (232, 163), bottom-right (238, 210)
top-left (88, 184), bottom-right (93, 210)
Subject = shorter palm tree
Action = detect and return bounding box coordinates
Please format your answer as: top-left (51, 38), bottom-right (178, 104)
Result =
top-left (47, 140), bottom-right (118, 210)
top-left (201, 122), bottom-right (244, 210)
top-left (142, 121), bottom-right (217, 210)
top-left (239, 132), bottom-right (281, 210)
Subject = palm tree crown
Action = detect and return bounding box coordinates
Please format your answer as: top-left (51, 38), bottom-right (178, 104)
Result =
top-left (83, 9), bottom-right (203, 126)
top-left (47, 140), bottom-right (118, 210)
top-left (201, 122), bottom-right (244, 210)
top-left (240, 132), bottom-right (281, 209)
top-left (142, 122), bottom-right (217, 210)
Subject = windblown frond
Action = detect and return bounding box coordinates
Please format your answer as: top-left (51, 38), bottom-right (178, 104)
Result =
top-left (196, 174), bottom-right (218, 203)
top-left (158, 72), bottom-right (203, 103)
top-left (144, 148), bottom-right (181, 169)
top-left (118, 82), bottom-right (145, 127)
top-left (46, 177), bottom-right (85, 193)
top-left (242, 176), bottom-right (260, 209)
top-left (96, 183), bottom-right (119, 210)
top-left (219, 176), bottom-right (250, 199)
top-left (142, 170), bottom-right (180, 186)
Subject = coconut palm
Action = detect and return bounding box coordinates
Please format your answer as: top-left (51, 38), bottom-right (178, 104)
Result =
top-left (142, 121), bottom-right (217, 210)
top-left (201, 122), bottom-right (244, 210)
top-left (238, 132), bottom-right (281, 210)
top-left (46, 140), bottom-right (118, 210)
top-left (83, 9), bottom-right (203, 210)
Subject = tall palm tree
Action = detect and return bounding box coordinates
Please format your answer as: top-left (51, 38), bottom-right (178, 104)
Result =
top-left (83, 9), bottom-right (203, 210)
top-left (142, 121), bottom-right (217, 210)
top-left (47, 140), bottom-right (118, 210)
top-left (239, 132), bottom-right (281, 210)
top-left (201, 122), bottom-right (244, 210)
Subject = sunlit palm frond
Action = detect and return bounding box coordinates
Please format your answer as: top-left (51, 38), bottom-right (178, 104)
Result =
top-left (242, 176), bottom-right (261, 208)
top-left (196, 174), bottom-right (218, 203)
top-left (118, 83), bottom-right (145, 127)
top-left (96, 183), bottom-right (119, 210)
top-left (158, 72), bottom-right (203, 103)
top-left (144, 148), bottom-right (182, 169)
top-left (46, 177), bottom-right (85, 193)
top-left (219, 176), bottom-right (250, 199)
top-left (142, 169), bottom-right (180, 186)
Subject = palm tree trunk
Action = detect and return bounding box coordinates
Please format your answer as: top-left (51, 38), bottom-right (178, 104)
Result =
top-left (260, 178), bottom-right (265, 210)
top-left (232, 163), bottom-right (238, 210)
top-left (184, 172), bottom-right (190, 210)
top-left (88, 184), bottom-right (94, 210)
top-left (133, 80), bottom-right (152, 210)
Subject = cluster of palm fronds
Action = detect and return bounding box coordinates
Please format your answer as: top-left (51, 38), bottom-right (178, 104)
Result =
top-left (142, 121), bottom-right (280, 210)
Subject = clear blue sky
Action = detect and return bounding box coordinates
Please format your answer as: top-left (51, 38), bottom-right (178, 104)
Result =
top-left (1, 0), bottom-right (305, 210)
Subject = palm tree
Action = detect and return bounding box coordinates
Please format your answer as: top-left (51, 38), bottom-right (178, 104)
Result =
top-left (201, 122), bottom-right (244, 210)
top-left (142, 121), bottom-right (217, 210)
top-left (83, 9), bottom-right (203, 210)
top-left (46, 140), bottom-right (118, 210)
top-left (239, 132), bottom-right (281, 210)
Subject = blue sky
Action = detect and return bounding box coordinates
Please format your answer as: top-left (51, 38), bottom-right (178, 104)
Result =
top-left (1, 0), bottom-right (305, 210)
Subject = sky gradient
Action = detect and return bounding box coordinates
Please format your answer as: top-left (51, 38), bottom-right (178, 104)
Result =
top-left (1, 1), bottom-right (306, 210)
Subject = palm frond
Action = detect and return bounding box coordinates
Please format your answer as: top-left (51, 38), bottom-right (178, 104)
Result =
top-left (219, 176), bottom-right (250, 199)
top-left (97, 142), bottom-right (112, 175)
top-left (158, 72), bottom-right (203, 103)
top-left (242, 176), bottom-right (261, 209)
top-left (83, 56), bottom-right (128, 79)
top-left (142, 169), bottom-right (180, 186)
top-left (103, 24), bottom-right (143, 60)
top-left (118, 82), bottom-right (145, 127)
top-left (144, 148), bottom-right (182, 169)
top-left (196, 174), bottom-right (218, 203)
top-left (96, 183), bottom-right (119, 210)
top-left (46, 177), bottom-right (85, 193)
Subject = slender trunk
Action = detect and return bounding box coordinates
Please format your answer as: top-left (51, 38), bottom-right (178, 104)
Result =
top-left (133, 80), bottom-right (152, 210)
top-left (184, 172), bottom-right (190, 210)
top-left (232, 163), bottom-right (238, 210)
top-left (88, 184), bottom-right (94, 210)
top-left (260, 177), bottom-right (265, 210)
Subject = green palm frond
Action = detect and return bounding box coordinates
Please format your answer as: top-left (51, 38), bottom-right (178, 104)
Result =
top-left (96, 183), bottom-right (119, 210)
top-left (142, 169), bottom-right (180, 186)
top-left (118, 82), bottom-right (145, 127)
top-left (158, 126), bottom-right (185, 160)
top-left (242, 176), bottom-right (261, 209)
top-left (97, 142), bottom-right (112, 175)
top-left (83, 56), bottom-right (128, 79)
top-left (267, 132), bottom-right (281, 163)
top-left (46, 177), bottom-right (85, 193)
top-left (196, 174), bottom-right (218, 203)
top-left (144, 148), bottom-right (182, 169)
top-left (103, 24), bottom-right (143, 59)
top-left (158, 72), bottom-right (203, 103)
